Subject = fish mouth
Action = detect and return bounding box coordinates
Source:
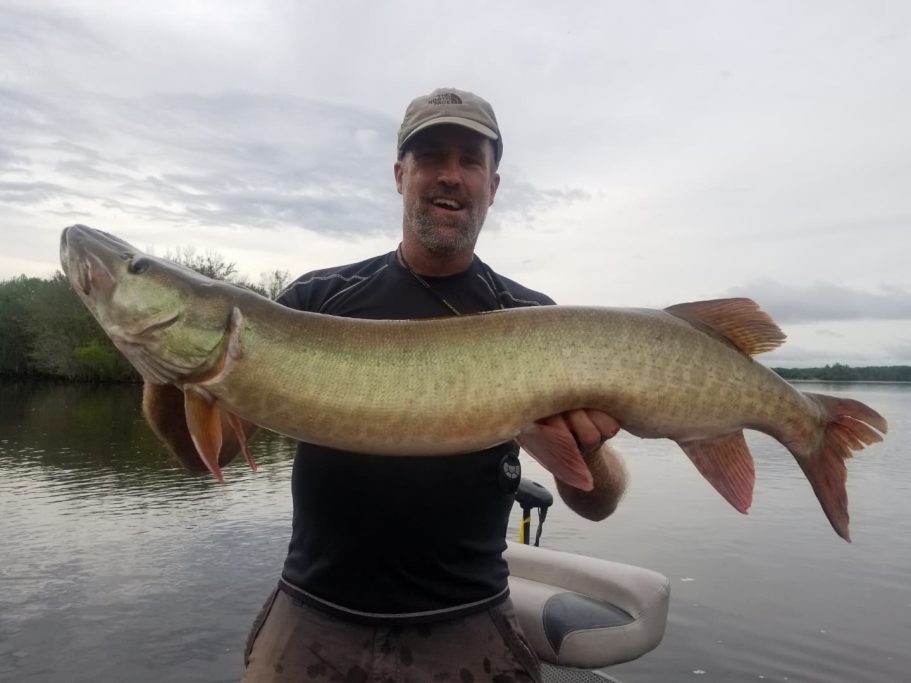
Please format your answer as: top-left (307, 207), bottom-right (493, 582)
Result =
top-left (112, 337), bottom-right (191, 385)
top-left (111, 314), bottom-right (181, 345)
top-left (59, 228), bottom-right (71, 277)
top-left (108, 315), bottom-right (196, 385)
top-left (60, 225), bottom-right (130, 298)
top-left (74, 249), bottom-right (115, 297)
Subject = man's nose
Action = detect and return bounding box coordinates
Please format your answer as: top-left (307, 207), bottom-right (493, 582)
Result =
top-left (436, 155), bottom-right (462, 185)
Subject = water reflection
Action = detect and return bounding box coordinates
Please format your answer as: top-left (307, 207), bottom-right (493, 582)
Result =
top-left (0, 381), bottom-right (294, 484)
top-left (2, 381), bottom-right (910, 683)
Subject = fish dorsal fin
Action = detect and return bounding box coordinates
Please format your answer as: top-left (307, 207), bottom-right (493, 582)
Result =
top-left (664, 298), bottom-right (786, 356)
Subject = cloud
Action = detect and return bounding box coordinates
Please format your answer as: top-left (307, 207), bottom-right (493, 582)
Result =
top-left (493, 181), bottom-right (589, 225)
top-left (887, 338), bottom-right (911, 359)
top-left (724, 280), bottom-right (911, 323)
top-left (0, 146), bottom-right (30, 170)
top-left (0, 82), bottom-right (590, 240)
top-left (0, 4), bottom-right (596, 236)
top-left (0, 4), bottom-right (106, 51)
top-left (0, 180), bottom-right (77, 203)
top-left (815, 329), bottom-right (846, 339)
top-left (1, 87), bottom-right (398, 232)
top-left (54, 159), bottom-right (134, 184)
top-left (764, 345), bottom-right (875, 363)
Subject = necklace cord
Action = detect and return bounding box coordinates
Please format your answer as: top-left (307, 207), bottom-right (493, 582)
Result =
top-left (396, 244), bottom-right (464, 316)
top-left (396, 243), bottom-right (507, 315)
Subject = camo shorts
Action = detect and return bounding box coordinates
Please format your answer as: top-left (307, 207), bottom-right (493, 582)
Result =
top-left (242, 587), bottom-right (542, 683)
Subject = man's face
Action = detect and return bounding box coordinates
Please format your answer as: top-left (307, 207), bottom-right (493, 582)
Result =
top-left (395, 125), bottom-right (500, 256)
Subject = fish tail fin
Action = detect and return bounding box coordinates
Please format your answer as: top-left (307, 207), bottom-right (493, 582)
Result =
top-left (797, 393), bottom-right (888, 542)
top-left (517, 422), bottom-right (594, 491)
top-left (678, 431), bottom-right (755, 514)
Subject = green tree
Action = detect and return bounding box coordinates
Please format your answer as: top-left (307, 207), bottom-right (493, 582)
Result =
top-left (22, 273), bottom-right (136, 381)
top-left (773, 365), bottom-right (911, 382)
top-left (0, 276), bottom-right (42, 375)
top-left (73, 339), bottom-right (127, 381)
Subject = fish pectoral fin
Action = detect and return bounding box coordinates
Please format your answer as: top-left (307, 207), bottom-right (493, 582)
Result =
top-left (678, 431), bottom-right (755, 514)
top-left (664, 298), bottom-right (786, 356)
top-left (184, 387), bottom-right (226, 483)
top-left (225, 411), bottom-right (257, 472)
top-left (517, 423), bottom-right (594, 492)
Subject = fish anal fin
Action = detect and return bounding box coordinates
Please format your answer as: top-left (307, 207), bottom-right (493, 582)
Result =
top-left (517, 423), bottom-right (594, 492)
top-left (665, 298), bottom-right (786, 356)
top-left (184, 387), bottom-right (225, 483)
top-left (678, 431), bottom-right (755, 514)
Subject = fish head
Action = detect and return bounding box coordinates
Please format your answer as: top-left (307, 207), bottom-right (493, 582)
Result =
top-left (60, 224), bottom-right (236, 385)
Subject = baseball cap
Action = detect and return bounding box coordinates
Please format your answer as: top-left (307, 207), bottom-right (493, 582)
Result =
top-left (397, 88), bottom-right (503, 164)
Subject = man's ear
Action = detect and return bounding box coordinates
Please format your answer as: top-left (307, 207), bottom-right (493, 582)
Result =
top-left (489, 172), bottom-right (501, 206)
top-left (394, 161), bottom-right (404, 195)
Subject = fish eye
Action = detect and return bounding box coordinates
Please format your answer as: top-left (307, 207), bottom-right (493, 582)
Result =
top-left (128, 257), bottom-right (150, 275)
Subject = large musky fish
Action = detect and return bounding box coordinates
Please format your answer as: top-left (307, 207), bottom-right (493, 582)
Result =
top-left (60, 224), bottom-right (887, 541)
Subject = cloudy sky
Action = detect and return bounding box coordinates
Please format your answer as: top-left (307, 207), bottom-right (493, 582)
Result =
top-left (2, 0), bottom-right (909, 366)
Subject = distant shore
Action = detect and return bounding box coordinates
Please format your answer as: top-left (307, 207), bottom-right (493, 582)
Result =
top-left (772, 364), bottom-right (911, 383)
top-left (785, 378), bottom-right (911, 384)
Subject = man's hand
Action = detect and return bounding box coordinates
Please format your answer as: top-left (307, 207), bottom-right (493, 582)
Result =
top-left (534, 408), bottom-right (627, 521)
top-left (537, 408), bottom-right (620, 456)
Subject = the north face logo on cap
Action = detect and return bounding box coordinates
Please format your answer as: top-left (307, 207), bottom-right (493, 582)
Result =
top-left (428, 92), bottom-right (462, 105)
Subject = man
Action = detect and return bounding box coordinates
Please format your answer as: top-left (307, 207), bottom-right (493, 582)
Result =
top-left (143, 88), bottom-right (627, 682)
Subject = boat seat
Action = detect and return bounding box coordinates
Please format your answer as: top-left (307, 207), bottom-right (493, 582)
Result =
top-left (505, 542), bottom-right (670, 669)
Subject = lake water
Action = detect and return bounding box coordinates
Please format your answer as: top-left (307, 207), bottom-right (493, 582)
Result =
top-left (1, 381), bottom-right (908, 683)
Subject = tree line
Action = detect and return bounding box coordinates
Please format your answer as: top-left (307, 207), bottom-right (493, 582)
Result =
top-left (772, 363), bottom-right (911, 382)
top-left (0, 250), bottom-right (289, 382)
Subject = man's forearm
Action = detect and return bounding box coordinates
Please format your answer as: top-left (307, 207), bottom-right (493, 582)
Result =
top-left (556, 443), bottom-right (628, 521)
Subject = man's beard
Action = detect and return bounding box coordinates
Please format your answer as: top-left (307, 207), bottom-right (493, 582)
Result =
top-left (407, 195), bottom-right (487, 256)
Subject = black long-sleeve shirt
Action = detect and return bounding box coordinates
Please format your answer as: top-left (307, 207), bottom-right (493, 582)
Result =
top-left (276, 251), bottom-right (553, 623)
